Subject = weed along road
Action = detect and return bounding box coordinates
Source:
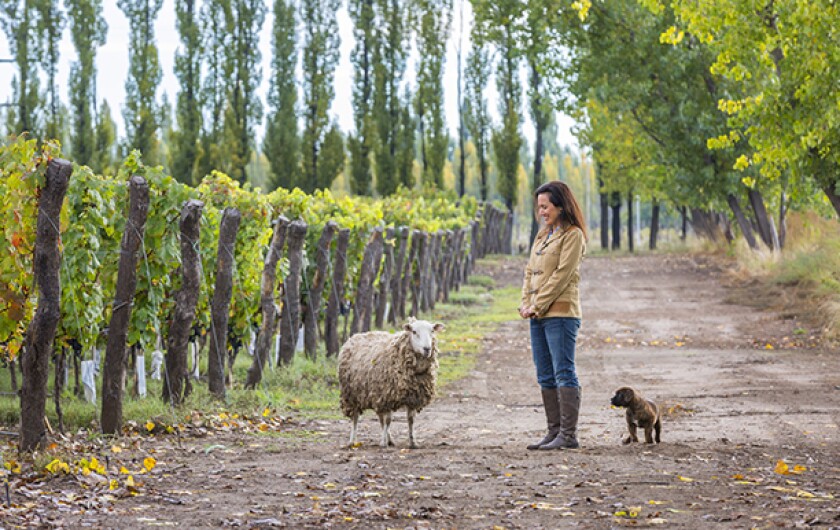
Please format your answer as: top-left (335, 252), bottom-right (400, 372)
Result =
top-left (32, 254), bottom-right (840, 528)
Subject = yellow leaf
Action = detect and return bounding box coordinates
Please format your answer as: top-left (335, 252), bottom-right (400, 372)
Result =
top-left (731, 474), bottom-right (744, 480)
top-left (677, 475), bottom-right (694, 482)
top-left (219, 412), bottom-right (228, 420)
top-left (143, 457), bottom-right (156, 472)
top-left (145, 421), bottom-right (156, 432)
top-left (262, 407), bottom-right (271, 417)
top-left (796, 490), bottom-right (815, 498)
top-left (792, 465), bottom-right (807, 474)
top-left (111, 445), bottom-right (122, 454)
top-left (775, 460), bottom-right (790, 475)
top-left (125, 475), bottom-right (135, 488)
top-left (45, 458), bottom-right (63, 474)
top-left (89, 457), bottom-right (99, 469)
top-left (648, 500), bottom-right (665, 505)
top-left (82, 467), bottom-right (91, 476)
top-left (120, 466), bottom-right (131, 475)
top-left (764, 343), bottom-right (774, 350)
top-left (109, 479), bottom-right (119, 491)
top-left (258, 423), bottom-right (269, 432)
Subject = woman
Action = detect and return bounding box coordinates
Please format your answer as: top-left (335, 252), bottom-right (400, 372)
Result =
top-left (520, 180), bottom-right (587, 450)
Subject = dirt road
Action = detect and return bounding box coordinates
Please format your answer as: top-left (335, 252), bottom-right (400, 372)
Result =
top-left (63, 253), bottom-right (839, 529)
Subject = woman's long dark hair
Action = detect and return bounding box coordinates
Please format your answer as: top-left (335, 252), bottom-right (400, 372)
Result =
top-left (534, 180), bottom-right (588, 240)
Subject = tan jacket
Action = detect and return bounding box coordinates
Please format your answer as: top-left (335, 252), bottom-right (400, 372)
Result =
top-left (521, 225), bottom-right (585, 319)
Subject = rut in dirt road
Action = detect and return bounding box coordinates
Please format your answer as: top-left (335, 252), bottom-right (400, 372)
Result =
top-left (60, 253), bottom-right (840, 529)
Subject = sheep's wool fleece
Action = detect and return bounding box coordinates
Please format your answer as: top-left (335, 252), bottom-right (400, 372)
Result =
top-left (338, 330), bottom-right (438, 418)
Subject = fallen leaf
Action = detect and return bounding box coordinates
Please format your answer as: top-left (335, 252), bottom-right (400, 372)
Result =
top-left (144, 457), bottom-right (156, 472)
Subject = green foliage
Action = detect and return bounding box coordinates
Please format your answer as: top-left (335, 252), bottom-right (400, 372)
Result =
top-left (66, 0), bottom-right (107, 168)
top-left (118, 0), bottom-right (164, 167)
top-left (348, 0), bottom-right (376, 196)
top-left (464, 31), bottom-right (491, 201)
top-left (415, 0), bottom-right (451, 190)
top-left (263, 0), bottom-right (300, 192)
top-left (1, 0), bottom-right (43, 138)
top-left (300, 0), bottom-right (341, 193)
top-left (221, 0), bottom-right (266, 185)
top-left (372, 0), bottom-right (411, 196)
top-left (171, 0), bottom-right (202, 186)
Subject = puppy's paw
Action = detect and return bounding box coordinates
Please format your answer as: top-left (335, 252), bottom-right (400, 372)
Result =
top-left (622, 436), bottom-right (633, 445)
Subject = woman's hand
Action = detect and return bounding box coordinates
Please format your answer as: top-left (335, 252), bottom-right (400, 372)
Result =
top-left (519, 305), bottom-right (537, 319)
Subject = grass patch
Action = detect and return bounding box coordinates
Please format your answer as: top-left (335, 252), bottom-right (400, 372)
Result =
top-left (731, 212), bottom-right (840, 340)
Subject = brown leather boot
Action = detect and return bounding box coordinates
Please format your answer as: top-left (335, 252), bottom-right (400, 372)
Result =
top-left (527, 387), bottom-right (561, 450)
top-left (539, 386), bottom-right (581, 450)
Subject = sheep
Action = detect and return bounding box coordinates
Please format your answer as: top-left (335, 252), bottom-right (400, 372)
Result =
top-left (338, 318), bottom-right (445, 449)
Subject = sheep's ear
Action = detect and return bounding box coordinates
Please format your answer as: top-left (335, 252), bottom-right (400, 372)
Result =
top-left (404, 322), bottom-right (413, 332)
top-left (407, 316), bottom-right (416, 324)
top-left (433, 323), bottom-right (445, 333)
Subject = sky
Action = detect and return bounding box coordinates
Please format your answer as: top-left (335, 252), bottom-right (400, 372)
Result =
top-left (0, 0), bottom-right (579, 150)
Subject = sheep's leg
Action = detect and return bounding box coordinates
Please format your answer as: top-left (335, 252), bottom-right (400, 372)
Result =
top-left (378, 412), bottom-right (393, 447)
top-left (348, 414), bottom-right (359, 447)
top-left (407, 409), bottom-right (418, 449)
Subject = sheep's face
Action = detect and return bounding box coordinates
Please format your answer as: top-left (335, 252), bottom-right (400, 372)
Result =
top-left (404, 319), bottom-right (445, 358)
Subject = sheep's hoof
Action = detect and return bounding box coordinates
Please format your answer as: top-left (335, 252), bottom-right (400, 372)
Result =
top-left (408, 442), bottom-right (419, 450)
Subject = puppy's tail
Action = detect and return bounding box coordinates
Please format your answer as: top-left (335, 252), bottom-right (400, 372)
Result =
top-left (654, 415), bottom-right (662, 444)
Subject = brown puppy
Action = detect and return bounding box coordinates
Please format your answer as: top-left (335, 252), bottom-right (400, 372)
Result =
top-left (610, 387), bottom-right (662, 444)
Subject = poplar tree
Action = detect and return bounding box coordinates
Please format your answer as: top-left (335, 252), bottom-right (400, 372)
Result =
top-left (348, 0), bottom-right (376, 195)
top-left (35, 0), bottom-right (64, 141)
top-left (464, 27), bottom-right (491, 201)
top-left (372, 0), bottom-right (411, 196)
top-left (475, 0), bottom-right (523, 210)
top-left (415, 0), bottom-right (451, 189)
top-left (66, 0), bottom-right (107, 167)
top-left (263, 0), bottom-right (300, 191)
top-left (395, 86), bottom-right (416, 189)
top-left (300, 0), bottom-right (341, 192)
top-left (1, 0), bottom-right (43, 137)
top-left (92, 100), bottom-right (117, 176)
top-left (222, 0), bottom-right (266, 184)
top-left (199, 0), bottom-right (229, 179)
top-left (118, 0), bottom-right (164, 166)
top-left (171, 0), bottom-right (202, 185)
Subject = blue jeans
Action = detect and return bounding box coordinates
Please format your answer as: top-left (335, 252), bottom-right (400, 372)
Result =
top-left (530, 317), bottom-right (581, 389)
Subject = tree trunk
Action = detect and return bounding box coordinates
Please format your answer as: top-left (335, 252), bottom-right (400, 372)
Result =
top-left (278, 221), bottom-right (308, 365)
top-left (823, 180), bottom-right (840, 219)
top-left (747, 189), bottom-right (778, 251)
top-left (304, 221), bottom-right (336, 358)
top-left (610, 192), bottom-right (621, 250)
top-left (599, 182), bottom-right (609, 251)
top-left (627, 191), bottom-right (634, 253)
top-left (100, 175), bottom-right (148, 437)
top-left (208, 208), bottom-right (241, 398)
top-left (325, 228), bottom-right (350, 357)
top-left (680, 205), bottom-right (687, 240)
top-left (375, 227), bottom-right (394, 329)
top-left (778, 184), bottom-right (788, 249)
top-left (351, 227), bottom-right (384, 335)
top-left (391, 226), bottom-right (409, 324)
top-left (726, 193), bottom-right (758, 250)
top-left (649, 199), bottom-right (660, 250)
top-left (246, 216), bottom-right (289, 387)
top-left (9, 359), bottom-right (18, 394)
top-left (163, 200), bottom-right (204, 405)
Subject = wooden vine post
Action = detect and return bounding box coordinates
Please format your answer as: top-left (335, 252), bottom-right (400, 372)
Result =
top-left (245, 216), bottom-right (289, 388)
top-left (101, 175), bottom-right (149, 436)
top-left (351, 227), bottom-right (384, 335)
top-left (163, 199), bottom-right (204, 405)
top-left (410, 231), bottom-right (426, 318)
top-left (325, 228), bottom-right (350, 357)
top-left (208, 208), bottom-right (241, 399)
top-left (390, 227), bottom-right (409, 324)
top-left (374, 227), bottom-right (394, 329)
top-left (19, 158), bottom-right (72, 451)
top-left (278, 220), bottom-right (308, 365)
top-left (304, 221), bottom-right (336, 359)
